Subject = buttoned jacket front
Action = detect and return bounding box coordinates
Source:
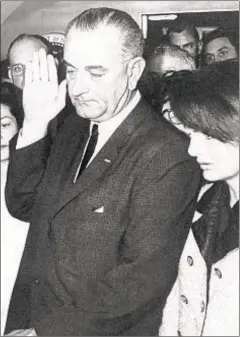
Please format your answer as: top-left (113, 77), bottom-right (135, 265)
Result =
top-left (159, 228), bottom-right (239, 336)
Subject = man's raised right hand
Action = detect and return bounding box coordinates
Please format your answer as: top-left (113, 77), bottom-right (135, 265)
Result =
top-left (23, 48), bottom-right (67, 129)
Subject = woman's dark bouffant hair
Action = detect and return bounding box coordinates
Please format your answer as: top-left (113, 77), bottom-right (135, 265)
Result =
top-left (156, 60), bottom-right (239, 143)
top-left (1, 82), bottom-right (24, 128)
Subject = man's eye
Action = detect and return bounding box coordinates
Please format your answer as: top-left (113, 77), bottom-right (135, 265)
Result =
top-left (219, 50), bottom-right (228, 57)
top-left (13, 65), bottom-right (23, 75)
top-left (205, 55), bottom-right (214, 63)
top-left (90, 72), bottom-right (104, 78)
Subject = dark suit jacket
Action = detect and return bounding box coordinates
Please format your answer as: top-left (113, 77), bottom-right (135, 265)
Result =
top-left (5, 99), bottom-right (201, 336)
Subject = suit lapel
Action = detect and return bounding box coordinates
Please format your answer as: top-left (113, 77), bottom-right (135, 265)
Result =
top-left (52, 99), bottom-right (151, 217)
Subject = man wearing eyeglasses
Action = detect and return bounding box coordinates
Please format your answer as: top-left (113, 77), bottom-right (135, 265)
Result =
top-left (7, 34), bottom-right (53, 90)
top-left (7, 34), bottom-right (73, 139)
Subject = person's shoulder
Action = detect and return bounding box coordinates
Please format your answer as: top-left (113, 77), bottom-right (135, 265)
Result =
top-left (138, 99), bottom-right (190, 153)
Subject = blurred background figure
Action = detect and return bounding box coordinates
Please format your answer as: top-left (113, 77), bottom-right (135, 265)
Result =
top-left (1, 59), bottom-right (11, 84)
top-left (147, 43), bottom-right (196, 76)
top-left (7, 33), bottom-right (73, 137)
top-left (1, 82), bottom-right (29, 335)
top-left (7, 34), bottom-right (54, 90)
top-left (202, 28), bottom-right (238, 66)
top-left (139, 43), bottom-right (196, 109)
top-left (157, 61), bottom-right (239, 336)
top-left (166, 18), bottom-right (202, 67)
top-left (7, 34), bottom-right (54, 112)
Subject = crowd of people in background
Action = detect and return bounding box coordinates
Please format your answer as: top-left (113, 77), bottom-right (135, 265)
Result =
top-left (1, 8), bottom-right (239, 336)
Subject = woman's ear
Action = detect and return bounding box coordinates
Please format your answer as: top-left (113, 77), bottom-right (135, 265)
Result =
top-left (127, 57), bottom-right (146, 91)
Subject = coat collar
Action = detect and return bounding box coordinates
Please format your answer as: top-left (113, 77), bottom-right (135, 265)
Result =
top-left (192, 181), bottom-right (239, 267)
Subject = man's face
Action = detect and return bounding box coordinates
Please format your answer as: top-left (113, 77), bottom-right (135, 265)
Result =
top-left (64, 26), bottom-right (134, 123)
top-left (203, 37), bottom-right (238, 65)
top-left (148, 54), bottom-right (195, 77)
top-left (169, 29), bottom-right (199, 59)
top-left (8, 39), bottom-right (48, 90)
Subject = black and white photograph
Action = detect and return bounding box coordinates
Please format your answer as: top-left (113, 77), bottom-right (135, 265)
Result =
top-left (1, 1), bottom-right (239, 336)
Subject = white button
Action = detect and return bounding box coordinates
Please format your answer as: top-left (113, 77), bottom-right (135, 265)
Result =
top-left (180, 295), bottom-right (188, 304)
top-left (187, 256), bottom-right (194, 266)
top-left (214, 268), bottom-right (222, 279)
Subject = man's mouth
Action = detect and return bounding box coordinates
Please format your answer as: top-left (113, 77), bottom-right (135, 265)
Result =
top-left (198, 162), bottom-right (212, 170)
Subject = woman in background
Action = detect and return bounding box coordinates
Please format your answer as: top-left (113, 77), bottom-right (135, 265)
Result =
top-left (1, 83), bottom-right (29, 335)
top-left (158, 61), bottom-right (239, 336)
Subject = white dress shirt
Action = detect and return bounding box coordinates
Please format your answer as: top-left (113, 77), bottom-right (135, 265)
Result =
top-left (73, 90), bottom-right (141, 183)
top-left (88, 90), bottom-right (141, 164)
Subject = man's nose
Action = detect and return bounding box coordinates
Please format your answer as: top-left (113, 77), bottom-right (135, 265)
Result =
top-left (70, 73), bottom-right (89, 96)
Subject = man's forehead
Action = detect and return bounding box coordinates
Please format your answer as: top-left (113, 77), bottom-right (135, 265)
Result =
top-left (64, 26), bottom-right (123, 65)
top-left (9, 39), bottom-right (47, 64)
top-left (206, 37), bottom-right (234, 51)
top-left (66, 25), bottom-right (122, 45)
top-left (170, 30), bottom-right (195, 43)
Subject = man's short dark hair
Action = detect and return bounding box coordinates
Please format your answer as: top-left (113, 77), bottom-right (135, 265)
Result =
top-left (167, 18), bottom-right (200, 42)
top-left (7, 34), bottom-right (53, 61)
top-left (66, 7), bottom-right (145, 59)
top-left (203, 28), bottom-right (239, 54)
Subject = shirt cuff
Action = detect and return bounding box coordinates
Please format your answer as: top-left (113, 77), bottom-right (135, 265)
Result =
top-left (16, 126), bottom-right (47, 149)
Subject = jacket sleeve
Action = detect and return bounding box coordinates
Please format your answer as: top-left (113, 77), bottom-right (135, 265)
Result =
top-left (34, 146), bottom-right (201, 336)
top-left (5, 134), bottom-right (51, 223)
top-left (159, 279), bottom-right (179, 336)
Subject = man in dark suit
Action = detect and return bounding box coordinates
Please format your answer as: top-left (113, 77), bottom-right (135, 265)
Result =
top-left (5, 7), bottom-right (201, 336)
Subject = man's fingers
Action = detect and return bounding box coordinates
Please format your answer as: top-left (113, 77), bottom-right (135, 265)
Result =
top-left (57, 79), bottom-right (67, 110)
top-left (24, 61), bottom-right (33, 86)
top-left (32, 51), bottom-right (40, 82)
top-left (47, 54), bottom-right (58, 85)
top-left (39, 48), bottom-right (48, 82)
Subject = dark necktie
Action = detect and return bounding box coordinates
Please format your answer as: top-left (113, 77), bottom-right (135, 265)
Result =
top-left (79, 124), bottom-right (99, 175)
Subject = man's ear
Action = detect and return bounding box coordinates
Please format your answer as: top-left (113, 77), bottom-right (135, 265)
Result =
top-left (8, 68), bottom-right (13, 82)
top-left (127, 57), bottom-right (146, 91)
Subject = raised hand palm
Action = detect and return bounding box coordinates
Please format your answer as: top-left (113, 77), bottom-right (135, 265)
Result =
top-left (23, 49), bottom-right (66, 125)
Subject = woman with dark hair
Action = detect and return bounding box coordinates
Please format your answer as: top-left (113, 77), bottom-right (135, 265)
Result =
top-left (1, 83), bottom-right (29, 335)
top-left (158, 61), bottom-right (239, 336)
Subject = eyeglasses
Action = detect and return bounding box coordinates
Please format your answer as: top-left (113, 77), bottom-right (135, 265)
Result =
top-left (8, 63), bottom-right (25, 77)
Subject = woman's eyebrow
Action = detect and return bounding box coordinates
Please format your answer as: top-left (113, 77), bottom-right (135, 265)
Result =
top-left (1, 116), bottom-right (13, 121)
